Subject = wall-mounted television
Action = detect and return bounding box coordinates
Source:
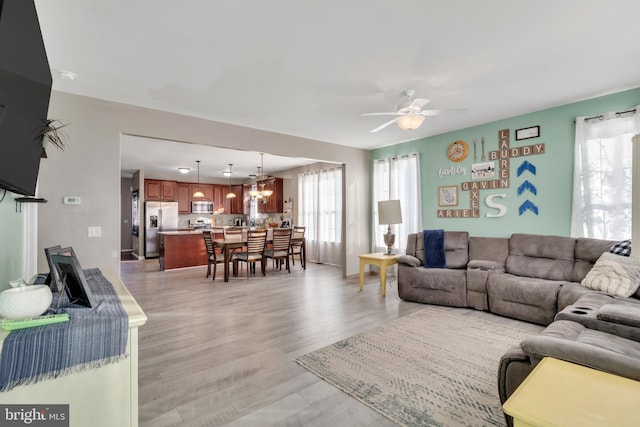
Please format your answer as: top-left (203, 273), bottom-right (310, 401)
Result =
top-left (0, 0), bottom-right (52, 196)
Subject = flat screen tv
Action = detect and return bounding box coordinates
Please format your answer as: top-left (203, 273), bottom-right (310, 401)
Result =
top-left (0, 0), bottom-right (52, 196)
top-left (50, 254), bottom-right (95, 308)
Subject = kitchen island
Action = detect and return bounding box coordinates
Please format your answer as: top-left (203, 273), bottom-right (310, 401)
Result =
top-left (159, 230), bottom-right (215, 270)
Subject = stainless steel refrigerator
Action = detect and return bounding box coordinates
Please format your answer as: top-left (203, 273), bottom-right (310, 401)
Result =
top-left (144, 201), bottom-right (179, 258)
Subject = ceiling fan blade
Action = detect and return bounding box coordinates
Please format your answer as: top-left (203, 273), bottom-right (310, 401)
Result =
top-left (370, 118), bottom-right (398, 133)
top-left (411, 98), bottom-right (430, 109)
top-left (360, 112), bottom-right (400, 117)
top-left (420, 108), bottom-right (468, 116)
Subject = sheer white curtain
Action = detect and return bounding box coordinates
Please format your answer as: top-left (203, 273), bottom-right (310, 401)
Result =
top-left (571, 107), bottom-right (640, 239)
top-left (372, 153), bottom-right (422, 253)
top-left (297, 166), bottom-right (343, 265)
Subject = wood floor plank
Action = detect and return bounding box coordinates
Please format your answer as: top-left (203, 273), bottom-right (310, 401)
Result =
top-left (120, 259), bottom-right (428, 426)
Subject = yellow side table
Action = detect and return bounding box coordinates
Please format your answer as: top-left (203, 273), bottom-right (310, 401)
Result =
top-left (358, 253), bottom-right (399, 297)
top-left (503, 357), bottom-right (640, 427)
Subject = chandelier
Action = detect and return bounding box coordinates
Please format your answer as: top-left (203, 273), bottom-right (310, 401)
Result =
top-left (249, 153), bottom-right (273, 202)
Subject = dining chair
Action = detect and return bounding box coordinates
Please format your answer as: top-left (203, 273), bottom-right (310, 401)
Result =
top-left (202, 230), bottom-right (225, 280)
top-left (233, 229), bottom-right (267, 278)
top-left (290, 226), bottom-right (306, 269)
top-left (264, 228), bottom-right (292, 273)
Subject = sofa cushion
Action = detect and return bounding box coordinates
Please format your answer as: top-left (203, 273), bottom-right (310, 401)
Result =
top-left (414, 231), bottom-right (469, 268)
top-left (610, 239), bottom-right (632, 257)
top-left (581, 252), bottom-right (640, 297)
top-left (506, 234), bottom-right (575, 281)
top-left (469, 236), bottom-right (509, 264)
top-left (488, 273), bottom-right (564, 325)
top-left (572, 237), bottom-right (618, 282)
top-left (397, 264), bottom-right (467, 307)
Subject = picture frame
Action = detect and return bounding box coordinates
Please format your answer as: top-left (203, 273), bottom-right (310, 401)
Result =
top-left (44, 245), bottom-right (77, 292)
top-left (50, 254), bottom-right (95, 308)
top-left (515, 125), bottom-right (540, 141)
top-left (438, 185), bottom-right (458, 207)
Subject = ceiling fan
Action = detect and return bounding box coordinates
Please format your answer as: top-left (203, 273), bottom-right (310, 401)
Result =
top-left (361, 89), bottom-right (466, 133)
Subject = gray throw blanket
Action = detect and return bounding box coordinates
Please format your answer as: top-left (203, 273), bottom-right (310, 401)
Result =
top-left (0, 268), bottom-right (128, 391)
top-left (423, 229), bottom-right (446, 268)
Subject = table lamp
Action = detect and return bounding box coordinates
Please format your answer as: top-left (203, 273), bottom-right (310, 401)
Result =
top-left (378, 200), bottom-right (403, 255)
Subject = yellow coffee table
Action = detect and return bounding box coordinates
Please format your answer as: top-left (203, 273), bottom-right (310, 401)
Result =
top-left (358, 253), bottom-right (399, 297)
top-left (503, 357), bottom-right (640, 427)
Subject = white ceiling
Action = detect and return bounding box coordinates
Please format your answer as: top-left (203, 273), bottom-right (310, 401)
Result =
top-left (34, 1), bottom-right (640, 177)
top-left (120, 134), bottom-right (319, 181)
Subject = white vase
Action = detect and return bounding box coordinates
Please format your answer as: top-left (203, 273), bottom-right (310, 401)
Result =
top-left (0, 285), bottom-right (53, 320)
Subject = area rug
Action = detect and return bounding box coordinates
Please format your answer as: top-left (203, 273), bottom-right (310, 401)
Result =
top-left (295, 307), bottom-right (537, 426)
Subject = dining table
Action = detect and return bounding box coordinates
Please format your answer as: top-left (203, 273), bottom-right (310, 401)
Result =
top-left (214, 235), bottom-right (306, 282)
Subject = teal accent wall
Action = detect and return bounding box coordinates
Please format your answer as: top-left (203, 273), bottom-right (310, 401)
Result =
top-left (371, 87), bottom-right (640, 238)
top-left (0, 193), bottom-right (24, 290)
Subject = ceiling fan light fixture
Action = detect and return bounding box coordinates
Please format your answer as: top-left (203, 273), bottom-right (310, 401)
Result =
top-left (396, 114), bottom-right (425, 131)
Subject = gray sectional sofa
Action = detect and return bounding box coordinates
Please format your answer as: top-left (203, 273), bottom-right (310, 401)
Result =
top-left (397, 231), bottom-right (640, 426)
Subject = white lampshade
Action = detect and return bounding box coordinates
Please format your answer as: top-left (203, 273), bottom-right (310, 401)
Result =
top-left (378, 200), bottom-right (403, 225)
top-left (396, 114), bottom-right (425, 131)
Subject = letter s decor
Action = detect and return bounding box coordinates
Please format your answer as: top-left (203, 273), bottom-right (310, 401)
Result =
top-left (485, 194), bottom-right (507, 218)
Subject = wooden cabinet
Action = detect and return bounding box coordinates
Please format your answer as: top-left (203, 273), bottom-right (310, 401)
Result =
top-left (257, 178), bottom-right (284, 214)
top-left (145, 179), bottom-right (177, 201)
top-left (177, 183), bottom-right (191, 213)
top-left (212, 184), bottom-right (227, 214)
top-left (228, 184), bottom-right (246, 214)
top-left (190, 183), bottom-right (213, 201)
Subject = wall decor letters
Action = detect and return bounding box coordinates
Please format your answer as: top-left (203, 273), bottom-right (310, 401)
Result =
top-left (438, 128), bottom-right (546, 219)
top-left (485, 194), bottom-right (507, 218)
top-left (438, 164), bottom-right (468, 178)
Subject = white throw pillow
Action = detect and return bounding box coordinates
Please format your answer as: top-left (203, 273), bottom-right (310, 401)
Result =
top-left (581, 252), bottom-right (640, 297)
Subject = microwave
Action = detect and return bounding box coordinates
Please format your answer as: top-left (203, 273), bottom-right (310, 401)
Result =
top-left (191, 201), bottom-right (214, 214)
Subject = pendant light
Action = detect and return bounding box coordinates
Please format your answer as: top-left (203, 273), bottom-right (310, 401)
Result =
top-left (193, 160), bottom-right (204, 198)
top-left (225, 164), bottom-right (236, 199)
top-left (249, 154), bottom-right (273, 201)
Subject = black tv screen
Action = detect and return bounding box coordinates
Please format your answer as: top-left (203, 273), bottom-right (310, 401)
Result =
top-left (0, 0), bottom-right (52, 196)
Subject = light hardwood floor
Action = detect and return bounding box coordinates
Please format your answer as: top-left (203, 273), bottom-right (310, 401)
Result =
top-left (120, 258), bottom-right (428, 426)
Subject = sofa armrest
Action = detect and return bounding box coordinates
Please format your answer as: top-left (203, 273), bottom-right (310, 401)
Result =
top-left (397, 255), bottom-right (421, 267)
top-left (520, 320), bottom-right (640, 382)
top-left (498, 346), bottom-right (532, 427)
top-left (467, 259), bottom-right (505, 271)
top-left (598, 303), bottom-right (640, 328)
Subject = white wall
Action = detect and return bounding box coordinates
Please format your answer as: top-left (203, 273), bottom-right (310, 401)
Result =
top-left (38, 91), bottom-right (370, 277)
top-left (0, 191), bottom-right (24, 290)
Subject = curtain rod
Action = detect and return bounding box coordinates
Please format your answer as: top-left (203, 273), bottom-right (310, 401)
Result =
top-left (583, 108), bottom-right (636, 122)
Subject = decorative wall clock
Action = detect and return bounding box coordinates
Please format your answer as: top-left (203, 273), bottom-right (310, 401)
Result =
top-left (447, 140), bottom-right (469, 162)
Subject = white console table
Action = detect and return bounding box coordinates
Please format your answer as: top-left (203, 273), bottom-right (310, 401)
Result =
top-left (0, 269), bottom-right (147, 427)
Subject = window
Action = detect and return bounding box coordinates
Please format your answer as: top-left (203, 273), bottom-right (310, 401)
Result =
top-left (571, 107), bottom-right (640, 239)
top-left (372, 153), bottom-right (421, 253)
top-left (298, 166), bottom-right (343, 265)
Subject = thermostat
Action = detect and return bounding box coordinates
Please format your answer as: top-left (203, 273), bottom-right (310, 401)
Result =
top-left (63, 196), bottom-right (81, 205)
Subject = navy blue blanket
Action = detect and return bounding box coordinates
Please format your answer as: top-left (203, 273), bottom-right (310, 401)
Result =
top-left (0, 268), bottom-right (128, 391)
top-left (423, 229), bottom-right (446, 268)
